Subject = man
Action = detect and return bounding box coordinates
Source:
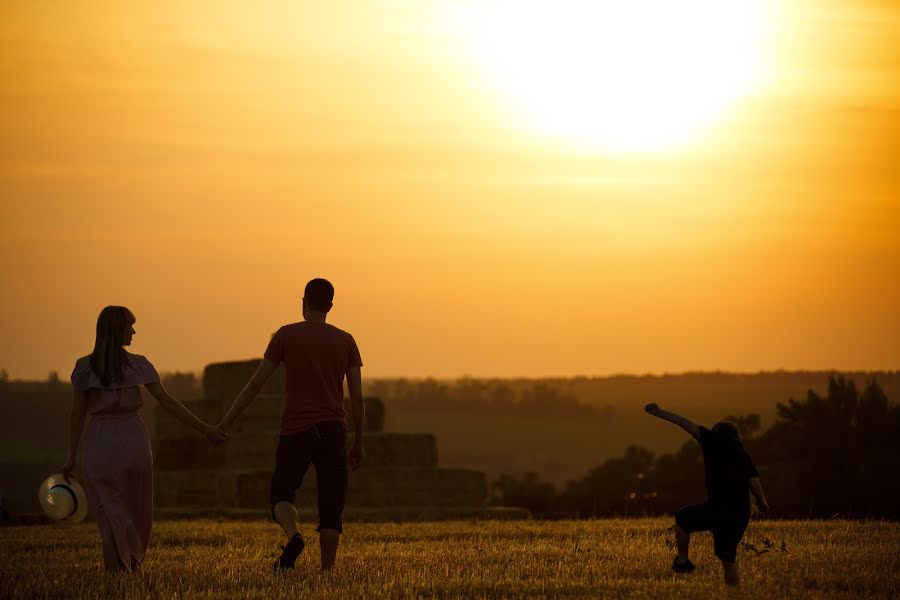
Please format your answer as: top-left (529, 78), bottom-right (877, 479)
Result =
top-left (644, 403), bottom-right (768, 586)
top-left (219, 278), bottom-right (365, 572)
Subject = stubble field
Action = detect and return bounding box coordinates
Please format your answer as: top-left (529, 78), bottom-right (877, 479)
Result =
top-left (1, 518), bottom-right (898, 599)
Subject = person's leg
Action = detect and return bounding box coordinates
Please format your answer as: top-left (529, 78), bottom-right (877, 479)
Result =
top-left (273, 501), bottom-right (301, 539)
top-left (722, 560), bottom-right (740, 586)
top-left (675, 523), bottom-right (691, 562)
top-left (319, 528), bottom-right (340, 570)
top-left (270, 432), bottom-right (313, 571)
top-left (312, 421), bottom-right (349, 571)
top-left (672, 504), bottom-right (709, 572)
top-left (713, 512), bottom-right (747, 586)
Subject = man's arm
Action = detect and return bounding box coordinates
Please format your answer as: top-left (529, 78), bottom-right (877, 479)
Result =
top-left (748, 476), bottom-right (769, 512)
top-left (219, 359), bottom-right (279, 430)
top-left (644, 403), bottom-right (701, 438)
top-left (346, 366), bottom-right (365, 470)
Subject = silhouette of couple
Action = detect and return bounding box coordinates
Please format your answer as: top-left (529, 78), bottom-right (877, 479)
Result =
top-left (64, 279), bottom-right (363, 573)
top-left (64, 277), bottom-right (767, 586)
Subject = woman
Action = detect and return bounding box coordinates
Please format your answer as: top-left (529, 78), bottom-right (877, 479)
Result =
top-left (62, 306), bottom-right (227, 572)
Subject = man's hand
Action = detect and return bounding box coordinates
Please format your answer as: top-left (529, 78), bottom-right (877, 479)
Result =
top-left (348, 444), bottom-right (365, 471)
top-left (203, 423), bottom-right (230, 446)
top-left (644, 402), bottom-right (660, 415)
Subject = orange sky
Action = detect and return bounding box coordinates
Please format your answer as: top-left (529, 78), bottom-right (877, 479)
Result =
top-left (1, 1), bottom-right (898, 379)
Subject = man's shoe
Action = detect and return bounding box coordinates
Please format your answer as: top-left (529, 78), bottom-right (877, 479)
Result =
top-left (274, 534), bottom-right (305, 572)
top-left (672, 557), bottom-right (696, 573)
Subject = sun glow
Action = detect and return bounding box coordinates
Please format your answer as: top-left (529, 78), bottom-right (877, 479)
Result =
top-left (450, 0), bottom-right (775, 151)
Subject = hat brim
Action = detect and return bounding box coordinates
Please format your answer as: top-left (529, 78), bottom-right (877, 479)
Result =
top-left (38, 473), bottom-right (90, 525)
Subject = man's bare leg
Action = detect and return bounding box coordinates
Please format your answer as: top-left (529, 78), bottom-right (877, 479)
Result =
top-left (722, 560), bottom-right (740, 586)
top-left (272, 501), bottom-right (306, 571)
top-left (319, 528), bottom-right (340, 571)
top-left (273, 501), bottom-right (301, 540)
top-left (675, 523), bottom-right (690, 562)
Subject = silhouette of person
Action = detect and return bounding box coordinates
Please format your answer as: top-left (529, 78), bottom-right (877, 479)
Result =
top-left (645, 403), bottom-right (768, 586)
top-left (219, 278), bottom-right (365, 572)
top-left (65, 306), bottom-right (227, 572)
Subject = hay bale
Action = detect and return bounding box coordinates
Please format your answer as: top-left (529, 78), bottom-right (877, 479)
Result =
top-left (225, 433), bottom-right (280, 469)
top-left (226, 395), bottom-right (384, 433)
top-left (153, 436), bottom-right (225, 471)
top-left (238, 393), bottom-right (283, 419)
top-left (174, 466), bottom-right (486, 511)
top-left (154, 397), bottom-right (220, 439)
top-left (203, 360), bottom-right (284, 404)
top-left (356, 433), bottom-right (437, 468)
top-left (227, 417), bottom-right (280, 436)
top-left (154, 469), bottom-right (236, 507)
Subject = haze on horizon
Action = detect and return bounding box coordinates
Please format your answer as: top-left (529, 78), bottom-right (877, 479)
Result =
top-left (1, 0), bottom-right (898, 380)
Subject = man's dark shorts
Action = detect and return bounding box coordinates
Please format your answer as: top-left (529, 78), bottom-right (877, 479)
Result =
top-left (675, 503), bottom-right (749, 563)
top-left (270, 420), bottom-right (348, 533)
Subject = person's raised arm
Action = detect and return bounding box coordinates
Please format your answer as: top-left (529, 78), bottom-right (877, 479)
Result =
top-left (644, 403), bottom-right (700, 438)
top-left (219, 358), bottom-right (279, 431)
top-left (749, 476), bottom-right (769, 513)
top-left (145, 381), bottom-right (228, 445)
top-left (61, 389), bottom-right (88, 479)
top-left (346, 366), bottom-right (365, 470)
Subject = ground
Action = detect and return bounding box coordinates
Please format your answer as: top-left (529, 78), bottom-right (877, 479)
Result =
top-left (1, 518), bottom-right (898, 598)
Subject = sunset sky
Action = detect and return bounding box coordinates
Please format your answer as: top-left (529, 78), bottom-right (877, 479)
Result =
top-left (1, 0), bottom-right (898, 380)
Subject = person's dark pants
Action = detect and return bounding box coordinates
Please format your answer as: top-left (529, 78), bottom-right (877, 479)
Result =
top-left (269, 420), bottom-right (348, 533)
top-left (675, 503), bottom-right (750, 563)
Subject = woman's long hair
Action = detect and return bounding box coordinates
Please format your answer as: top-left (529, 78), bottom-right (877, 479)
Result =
top-left (90, 306), bottom-right (135, 386)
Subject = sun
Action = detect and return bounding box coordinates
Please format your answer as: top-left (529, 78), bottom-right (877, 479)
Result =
top-left (448, 0), bottom-right (775, 152)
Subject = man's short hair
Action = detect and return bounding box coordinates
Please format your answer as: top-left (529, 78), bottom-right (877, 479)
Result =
top-left (305, 278), bottom-right (335, 312)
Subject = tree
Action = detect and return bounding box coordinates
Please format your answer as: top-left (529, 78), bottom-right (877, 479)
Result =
top-left (490, 472), bottom-right (557, 516)
top-left (753, 376), bottom-right (900, 517)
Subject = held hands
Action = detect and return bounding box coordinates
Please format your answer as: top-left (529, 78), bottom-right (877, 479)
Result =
top-left (644, 402), bottom-right (661, 415)
top-left (202, 423), bottom-right (230, 446)
top-left (756, 499), bottom-right (770, 513)
top-left (348, 443), bottom-right (365, 471)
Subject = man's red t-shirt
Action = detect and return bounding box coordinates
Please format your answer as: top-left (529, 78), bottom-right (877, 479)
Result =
top-left (263, 321), bottom-right (362, 435)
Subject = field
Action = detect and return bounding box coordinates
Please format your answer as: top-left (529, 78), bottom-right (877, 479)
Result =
top-left (1, 519), bottom-right (898, 599)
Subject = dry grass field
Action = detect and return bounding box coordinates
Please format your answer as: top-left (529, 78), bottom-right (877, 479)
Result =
top-left (1, 518), bottom-right (898, 599)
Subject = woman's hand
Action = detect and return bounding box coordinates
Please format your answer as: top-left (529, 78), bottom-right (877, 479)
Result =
top-left (644, 402), bottom-right (660, 415)
top-left (61, 457), bottom-right (76, 483)
top-left (202, 423), bottom-right (230, 446)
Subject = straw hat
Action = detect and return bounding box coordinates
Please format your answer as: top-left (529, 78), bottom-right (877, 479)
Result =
top-left (38, 473), bottom-right (89, 524)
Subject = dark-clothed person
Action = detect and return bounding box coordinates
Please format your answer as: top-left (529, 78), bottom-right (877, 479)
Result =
top-left (644, 403), bottom-right (769, 587)
top-left (219, 278), bottom-right (366, 572)
top-left (264, 321), bottom-right (363, 531)
top-left (675, 426), bottom-right (759, 563)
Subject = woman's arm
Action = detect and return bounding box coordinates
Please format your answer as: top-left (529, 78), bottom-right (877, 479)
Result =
top-left (644, 403), bottom-right (700, 438)
top-left (144, 382), bottom-right (228, 444)
top-left (62, 390), bottom-right (88, 478)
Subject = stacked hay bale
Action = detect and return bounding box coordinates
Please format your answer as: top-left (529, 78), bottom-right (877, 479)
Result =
top-left (153, 360), bottom-right (512, 520)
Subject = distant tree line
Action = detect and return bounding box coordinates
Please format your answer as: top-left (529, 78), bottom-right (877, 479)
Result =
top-left (368, 378), bottom-right (603, 417)
top-left (491, 376), bottom-right (900, 519)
